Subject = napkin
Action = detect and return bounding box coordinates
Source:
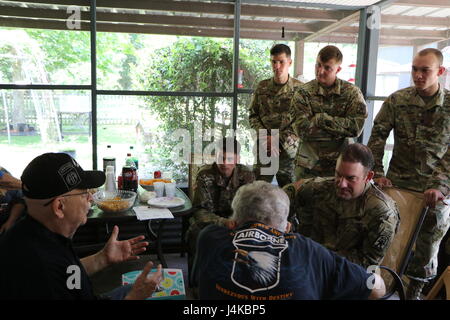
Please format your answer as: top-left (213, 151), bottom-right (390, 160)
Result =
top-left (133, 205), bottom-right (174, 220)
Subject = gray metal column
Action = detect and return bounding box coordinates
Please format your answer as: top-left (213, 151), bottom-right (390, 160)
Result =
top-left (355, 6), bottom-right (380, 145)
top-left (90, 0), bottom-right (97, 169)
top-left (294, 40), bottom-right (305, 79)
top-left (231, 0), bottom-right (241, 131)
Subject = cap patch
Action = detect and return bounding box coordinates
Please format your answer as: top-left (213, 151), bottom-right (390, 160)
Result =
top-left (58, 162), bottom-right (81, 190)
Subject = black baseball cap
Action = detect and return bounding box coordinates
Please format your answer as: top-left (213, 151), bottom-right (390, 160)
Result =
top-left (21, 152), bottom-right (105, 199)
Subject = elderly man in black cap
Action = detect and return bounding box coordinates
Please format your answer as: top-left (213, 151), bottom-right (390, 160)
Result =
top-left (0, 152), bottom-right (162, 300)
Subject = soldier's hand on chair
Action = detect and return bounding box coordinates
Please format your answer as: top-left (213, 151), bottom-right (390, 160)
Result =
top-left (373, 177), bottom-right (392, 188)
top-left (424, 189), bottom-right (444, 208)
top-left (293, 179), bottom-right (305, 191)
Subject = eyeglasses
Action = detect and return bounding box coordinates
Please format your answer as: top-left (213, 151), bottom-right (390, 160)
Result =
top-left (43, 191), bottom-right (90, 207)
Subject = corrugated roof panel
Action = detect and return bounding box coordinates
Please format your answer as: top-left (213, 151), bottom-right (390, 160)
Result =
top-left (394, 25), bottom-right (417, 30)
top-left (382, 5), bottom-right (414, 15)
top-left (275, 0), bottom-right (379, 6)
top-left (419, 26), bottom-right (447, 31)
top-left (428, 8), bottom-right (450, 18)
top-left (402, 7), bottom-right (442, 17)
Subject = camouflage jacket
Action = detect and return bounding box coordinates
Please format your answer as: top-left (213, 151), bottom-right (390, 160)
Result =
top-left (367, 86), bottom-right (449, 195)
top-left (191, 163), bottom-right (255, 227)
top-left (283, 177), bottom-right (400, 268)
top-left (249, 76), bottom-right (304, 159)
top-left (290, 78), bottom-right (368, 175)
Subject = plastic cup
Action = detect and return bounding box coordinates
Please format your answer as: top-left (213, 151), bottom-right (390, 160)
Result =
top-left (154, 182), bottom-right (165, 197)
top-left (162, 171), bottom-right (173, 180)
top-left (165, 182), bottom-right (176, 198)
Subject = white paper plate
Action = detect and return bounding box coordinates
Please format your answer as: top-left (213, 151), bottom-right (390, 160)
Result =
top-left (148, 197), bottom-right (185, 208)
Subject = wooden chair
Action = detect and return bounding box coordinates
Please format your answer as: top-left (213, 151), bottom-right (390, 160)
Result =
top-left (188, 153), bottom-right (215, 200)
top-left (378, 265), bottom-right (406, 300)
top-left (188, 153), bottom-right (203, 201)
top-left (426, 266), bottom-right (450, 300)
top-left (379, 188), bottom-right (426, 292)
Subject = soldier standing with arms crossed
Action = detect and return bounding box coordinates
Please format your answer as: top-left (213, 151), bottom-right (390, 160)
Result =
top-left (290, 45), bottom-right (368, 179)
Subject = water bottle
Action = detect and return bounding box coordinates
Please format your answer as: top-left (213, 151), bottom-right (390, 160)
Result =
top-left (104, 165), bottom-right (117, 193)
top-left (125, 153), bottom-right (135, 168)
top-left (129, 146), bottom-right (139, 169)
top-left (103, 145), bottom-right (116, 176)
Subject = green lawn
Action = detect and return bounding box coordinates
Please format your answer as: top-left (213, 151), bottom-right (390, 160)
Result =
top-left (0, 134), bottom-right (42, 146)
top-left (97, 124), bottom-right (138, 145)
top-left (0, 124), bottom-right (138, 146)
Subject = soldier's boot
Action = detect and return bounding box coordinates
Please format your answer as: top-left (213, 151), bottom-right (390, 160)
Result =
top-left (406, 279), bottom-right (425, 300)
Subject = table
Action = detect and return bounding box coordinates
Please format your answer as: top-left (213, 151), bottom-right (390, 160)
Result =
top-left (87, 187), bottom-right (193, 268)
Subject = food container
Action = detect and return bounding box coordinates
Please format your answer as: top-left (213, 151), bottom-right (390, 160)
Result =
top-left (139, 178), bottom-right (172, 191)
top-left (93, 190), bottom-right (137, 213)
top-left (139, 190), bottom-right (156, 203)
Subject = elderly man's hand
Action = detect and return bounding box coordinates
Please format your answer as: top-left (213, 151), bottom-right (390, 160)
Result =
top-left (101, 225), bottom-right (149, 265)
top-left (224, 219), bottom-right (237, 230)
top-left (125, 262), bottom-right (163, 300)
top-left (424, 189), bottom-right (445, 208)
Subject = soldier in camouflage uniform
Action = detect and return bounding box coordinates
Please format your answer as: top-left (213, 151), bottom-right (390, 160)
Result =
top-left (249, 44), bottom-right (303, 187)
top-left (283, 144), bottom-right (400, 269)
top-left (367, 48), bottom-right (450, 299)
top-left (186, 138), bottom-right (255, 270)
top-left (290, 45), bottom-right (368, 179)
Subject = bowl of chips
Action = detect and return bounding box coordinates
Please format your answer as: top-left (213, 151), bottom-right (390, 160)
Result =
top-left (93, 190), bottom-right (137, 213)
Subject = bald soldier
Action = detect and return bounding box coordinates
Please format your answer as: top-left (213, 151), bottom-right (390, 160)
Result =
top-left (284, 143), bottom-right (399, 269)
top-left (290, 45), bottom-right (368, 179)
top-left (249, 44), bottom-right (303, 187)
top-left (368, 48), bottom-right (450, 300)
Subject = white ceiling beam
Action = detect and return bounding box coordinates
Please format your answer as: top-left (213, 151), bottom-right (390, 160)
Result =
top-left (395, 0), bottom-right (450, 8)
top-left (0, 16), bottom-right (305, 40)
top-left (0, 16), bottom-right (431, 46)
top-left (4, 0), bottom-right (351, 22)
top-left (337, 26), bottom-right (448, 39)
top-left (0, 6), bottom-right (318, 33)
top-left (302, 11), bottom-right (360, 42)
top-left (381, 14), bottom-right (450, 28)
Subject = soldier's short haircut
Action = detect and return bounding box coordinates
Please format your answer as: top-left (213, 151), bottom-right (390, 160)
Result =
top-left (317, 45), bottom-right (343, 64)
top-left (270, 44), bottom-right (291, 58)
top-left (231, 180), bottom-right (289, 231)
top-left (339, 143), bottom-right (374, 173)
top-left (217, 137), bottom-right (241, 155)
top-left (417, 48), bottom-right (444, 66)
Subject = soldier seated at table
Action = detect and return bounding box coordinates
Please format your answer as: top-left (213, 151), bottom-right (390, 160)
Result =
top-left (283, 143), bottom-right (400, 269)
top-left (186, 137), bottom-right (255, 269)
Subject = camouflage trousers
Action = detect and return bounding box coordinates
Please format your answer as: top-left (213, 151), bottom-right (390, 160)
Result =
top-left (446, 235), bottom-right (450, 256)
top-left (405, 202), bottom-right (450, 282)
top-left (294, 165), bottom-right (335, 180)
top-left (185, 221), bottom-right (204, 270)
top-left (186, 218), bottom-right (219, 277)
top-left (253, 154), bottom-right (295, 187)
